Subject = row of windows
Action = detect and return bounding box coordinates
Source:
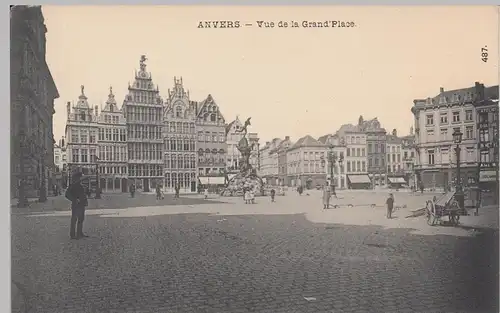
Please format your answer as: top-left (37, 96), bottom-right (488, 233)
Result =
top-left (198, 154), bottom-right (226, 165)
top-left (344, 136), bottom-right (367, 145)
top-left (128, 143), bottom-right (163, 160)
top-left (387, 165), bottom-right (403, 173)
top-left (367, 143), bottom-right (385, 154)
top-left (426, 126), bottom-right (475, 141)
top-left (128, 90), bottom-right (159, 105)
top-left (426, 110), bottom-right (474, 126)
top-left (164, 154), bottom-right (197, 169)
top-left (128, 125), bottom-right (162, 140)
top-left (128, 164), bottom-right (163, 177)
top-left (346, 160), bottom-right (366, 173)
top-left (99, 145), bottom-right (127, 162)
top-left (102, 115), bottom-right (121, 124)
top-left (368, 157), bottom-right (385, 167)
top-left (125, 106), bottom-right (162, 122)
top-left (99, 128), bottom-right (127, 142)
top-left (197, 132), bottom-right (226, 143)
top-left (165, 139), bottom-right (196, 152)
top-left (426, 148), bottom-right (476, 165)
top-left (346, 147), bottom-right (366, 157)
top-left (165, 121), bottom-right (196, 133)
top-left (99, 166), bottom-right (127, 175)
top-left (71, 148), bottom-right (97, 163)
top-left (70, 129), bottom-right (97, 144)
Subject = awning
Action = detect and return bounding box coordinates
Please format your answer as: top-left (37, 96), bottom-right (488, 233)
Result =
top-left (199, 176), bottom-right (226, 185)
top-left (347, 175), bottom-right (371, 184)
top-left (388, 177), bottom-right (406, 184)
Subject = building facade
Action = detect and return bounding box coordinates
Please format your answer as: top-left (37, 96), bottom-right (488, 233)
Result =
top-left (286, 135), bottom-right (326, 188)
top-left (10, 5), bottom-right (59, 203)
top-left (196, 94), bottom-right (227, 188)
top-left (97, 87), bottom-right (128, 193)
top-left (248, 132), bottom-right (260, 171)
top-left (260, 138), bottom-right (282, 185)
top-left (163, 77), bottom-right (197, 193)
top-left (473, 83), bottom-right (499, 200)
top-left (123, 56), bottom-right (164, 192)
top-left (412, 83), bottom-right (487, 190)
top-left (360, 116), bottom-right (387, 187)
top-left (65, 86), bottom-right (99, 183)
top-left (277, 136), bottom-right (292, 186)
top-left (53, 137), bottom-right (68, 189)
top-left (336, 123), bottom-right (370, 189)
top-left (401, 129), bottom-right (417, 187)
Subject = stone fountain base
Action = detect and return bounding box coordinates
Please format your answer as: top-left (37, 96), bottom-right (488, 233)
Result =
top-left (221, 172), bottom-right (264, 197)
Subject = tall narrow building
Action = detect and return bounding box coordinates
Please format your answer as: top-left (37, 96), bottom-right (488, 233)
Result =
top-left (163, 77), bottom-right (197, 193)
top-left (97, 87), bottom-right (128, 193)
top-left (65, 86), bottom-right (99, 185)
top-left (196, 94), bottom-right (227, 189)
top-left (123, 56), bottom-right (164, 192)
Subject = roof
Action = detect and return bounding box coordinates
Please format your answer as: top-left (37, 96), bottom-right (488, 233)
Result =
top-left (289, 135), bottom-right (325, 150)
top-left (196, 94), bottom-right (226, 124)
top-left (361, 117), bottom-right (386, 133)
top-left (317, 134), bottom-right (330, 144)
top-left (225, 116), bottom-right (241, 135)
top-left (101, 86), bottom-right (119, 112)
top-left (336, 123), bottom-right (362, 135)
top-left (386, 135), bottom-right (403, 144)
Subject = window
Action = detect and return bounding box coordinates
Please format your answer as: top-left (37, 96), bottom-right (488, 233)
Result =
top-left (368, 144), bottom-right (372, 153)
top-left (71, 131), bottom-right (78, 143)
top-left (374, 157), bottom-right (379, 166)
top-left (480, 150), bottom-right (490, 164)
top-left (426, 129), bottom-right (434, 139)
top-left (428, 150), bottom-right (435, 165)
top-left (465, 110), bottom-right (473, 121)
top-left (81, 149), bottom-right (88, 163)
top-left (466, 147), bottom-right (475, 162)
top-left (397, 154), bottom-right (401, 162)
top-left (356, 148), bottom-right (360, 157)
top-left (80, 131), bottom-right (88, 144)
top-left (368, 158), bottom-right (372, 167)
top-left (479, 128), bottom-right (489, 142)
top-left (426, 114), bottom-right (434, 125)
top-left (441, 148), bottom-right (449, 164)
top-left (175, 106), bottom-right (182, 118)
top-left (72, 149), bottom-right (79, 162)
top-left (361, 148), bottom-right (365, 157)
top-left (440, 112), bottom-right (448, 124)
top-left (440, 128), bottom-right (448, 141)
top-left (346, 149), bottom-right (350, 157)
top-left (346, 161), bottom-right (351, 172)
top-left (452, 111), bottom-right (460, 123)
top-left (465, 126), bottom-right (473, 139)
top-left (362, 161), bottom-right (366, 172)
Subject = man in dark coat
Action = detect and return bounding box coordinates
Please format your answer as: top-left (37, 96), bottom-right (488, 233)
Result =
top-left (65, 172), bottom-right (89, 239)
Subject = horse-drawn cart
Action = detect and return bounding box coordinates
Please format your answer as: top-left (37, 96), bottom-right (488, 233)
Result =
top-left (425, 191), bottom-right (466, 226)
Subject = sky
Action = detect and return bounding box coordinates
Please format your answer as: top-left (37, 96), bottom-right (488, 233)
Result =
top-left (42, 5), bottom-right (498, 144)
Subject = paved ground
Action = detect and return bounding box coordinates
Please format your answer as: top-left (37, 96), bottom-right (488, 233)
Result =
top-left (11, 191), bottom-right (499, 313)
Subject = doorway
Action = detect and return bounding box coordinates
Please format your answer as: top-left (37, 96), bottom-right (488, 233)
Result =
top-left (121, 178), bottom-right (128, 193)
top-left (143, 178), bottom-right (150, 192)
top-left (191, 181), bottom-right (196, 192)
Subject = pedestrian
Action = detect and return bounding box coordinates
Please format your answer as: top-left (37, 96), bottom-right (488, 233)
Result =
top-left (175, 184), bottom-right (180, 199)
top-left (420, 183), bottom-right (424, 194)
top-left (244, 189), bottom-right (250, 204)
top-left (250, 189), bottom-right (255, 204)
top-left (155, 184), bottom-right (162, 200)
top-left (270, 188), bottom-right (276, 202)
top-left (130, 183), bottom-right (135, 198)
top-left (204, 188), bottom-right (209, 200)
top-left (322, 184), bottom-right (331, 209)
top-left (65, 172), bottom-right (89, 239)
top-left (386, 193), bottom-right (394, 219)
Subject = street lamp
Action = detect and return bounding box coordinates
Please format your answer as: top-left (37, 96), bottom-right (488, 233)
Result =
top-left (453, 129), bottom-right (464, 209)
top-left (94, 155), bottom-right (101, 199)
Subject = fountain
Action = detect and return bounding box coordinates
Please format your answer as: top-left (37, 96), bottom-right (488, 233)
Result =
top-left (221, 117), bottom-right (264, 196)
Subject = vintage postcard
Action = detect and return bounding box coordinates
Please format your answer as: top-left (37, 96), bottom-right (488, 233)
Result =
top-left (10, 5), bottom-right (499, 313)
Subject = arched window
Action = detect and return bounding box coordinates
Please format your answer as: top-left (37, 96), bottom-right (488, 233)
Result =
top-left (210, 114), bottom-right (216, 122)
top-left (175, 106), bottom-right (182, 118)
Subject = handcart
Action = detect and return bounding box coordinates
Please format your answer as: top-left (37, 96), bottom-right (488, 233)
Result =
top-left (425, 191), bottom-right (466, 226)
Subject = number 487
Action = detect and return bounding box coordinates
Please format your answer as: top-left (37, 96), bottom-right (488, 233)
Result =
top-left (482, 47), bottom-right (488, 63)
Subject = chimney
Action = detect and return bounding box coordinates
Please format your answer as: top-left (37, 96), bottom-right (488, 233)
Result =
top-left (392, 129), bottom-right (397, 137)
top-left (440, 87), bottom-right (444, 93)
top-left (475, 81), bottom-right (485, 100)
top-left (66, 101), bottom-right (71, 119)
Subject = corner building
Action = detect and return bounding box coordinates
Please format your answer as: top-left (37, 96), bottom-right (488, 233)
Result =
top-left (123, 56), bottom-right (164, 192)
top-left (163, 77), bottom-right (197, 193)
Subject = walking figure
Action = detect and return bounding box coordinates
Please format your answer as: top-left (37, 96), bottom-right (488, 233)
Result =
top-left (386, 193), bottom-right (394, 219)
top-left (204, 188), bottom-right (209, 200)
top-left (156, 184), bottom-right (162, 200)
top-left (270, 188), bottom-right (276, 202)
top-left (65, 172), bottom-right (89, 239)
top-left (174, 184), bottom-right (180, 199)
top-left (130, 183), bottom-right (136, 198)
top-left (322, 184), bottom-right (331, 209)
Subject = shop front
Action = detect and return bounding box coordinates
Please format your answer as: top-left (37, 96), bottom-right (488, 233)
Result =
top-left (347, 174), bottom-right (372, 190)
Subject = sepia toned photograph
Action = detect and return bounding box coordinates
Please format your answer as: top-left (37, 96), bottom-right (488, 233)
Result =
top-left (10, 4), bottom-right (499, 313)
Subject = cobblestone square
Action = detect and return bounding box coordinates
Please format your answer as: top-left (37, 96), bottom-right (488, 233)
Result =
top-left (11, 191), bottom-right (499, 313)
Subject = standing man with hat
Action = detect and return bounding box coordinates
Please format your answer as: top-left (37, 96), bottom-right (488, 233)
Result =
top-left (65, 172), bottom-right (89, 239)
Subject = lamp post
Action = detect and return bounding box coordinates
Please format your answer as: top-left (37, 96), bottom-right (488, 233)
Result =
top-left (322, 145), bottom-right (344, 190)
top-left (94, 155), bottom-right (101, 199)
top-left (453, 129), bottom-right (464, 210)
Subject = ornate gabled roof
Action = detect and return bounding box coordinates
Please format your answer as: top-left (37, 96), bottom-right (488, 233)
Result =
top-left (360, 117), bottom-right (386, 132)
top-left (75, 85), bottom-right (90, 109)
top-left (124, 55), bottom-right (162, 105)
top-left (289, 135), bottom-right (325, 150)
top-left (225, 115), bottom-right (242, 135)
top-left (101, 86), bottom-right (119, 112)
top-left (196, 94), bottom-right (225, 124)
top-left (336, 123), bottom-right (362, 135)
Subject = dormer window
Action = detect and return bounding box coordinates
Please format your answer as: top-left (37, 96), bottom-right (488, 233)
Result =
top-left (210, 114), bottom-right (216, 122)
top-left (439, 96), bottom-right (446, 104)
top-left (80, 112), bottom-right (86, 121)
